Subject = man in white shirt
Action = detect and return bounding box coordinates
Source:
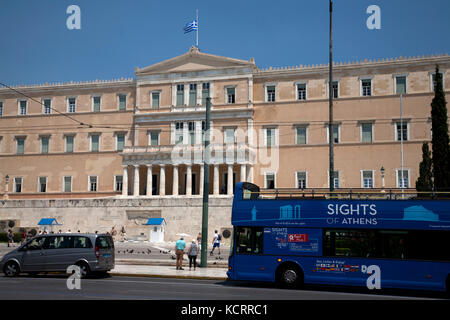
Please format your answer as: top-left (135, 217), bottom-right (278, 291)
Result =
top-left (210, 230), bottom-right (221, 256)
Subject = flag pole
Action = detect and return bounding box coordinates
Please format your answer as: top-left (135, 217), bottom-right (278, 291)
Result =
top-left (196, 9), bottom-right (199, 48)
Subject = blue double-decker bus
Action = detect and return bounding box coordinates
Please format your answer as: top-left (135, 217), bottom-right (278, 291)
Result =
top-left (227, 182), bottom-right (450, 292)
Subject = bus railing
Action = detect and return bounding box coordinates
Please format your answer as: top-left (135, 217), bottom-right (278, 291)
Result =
top-left (243, 188), bottom-right (450, 200)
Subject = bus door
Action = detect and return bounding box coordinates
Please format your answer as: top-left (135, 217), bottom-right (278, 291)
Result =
top-left (233, 227), bottom-right (271, 281)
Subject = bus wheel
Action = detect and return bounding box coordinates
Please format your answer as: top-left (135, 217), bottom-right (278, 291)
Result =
top-left (277, 264), bottom-right (303, 289)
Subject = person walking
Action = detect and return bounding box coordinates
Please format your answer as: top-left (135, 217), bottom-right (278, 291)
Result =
top-left (188, 240), bottom-right (198, 271)
top-left (175, 237), bottom-right (186, 270)
top-left (120, 226), bottom-right (126, 242)
top-left (20, 230), bottom-right (26, 245)
top-left (7, 229), bottom-right (14, 247)
top-left (197, 232), bottom-right (202, 250)
top-left (210, 230), bottom-right (221, 256)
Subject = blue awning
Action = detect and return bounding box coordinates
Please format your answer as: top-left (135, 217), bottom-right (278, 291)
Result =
top-left (37, 218), bottom-right (61, 226)
top-left (143, 218), bottom-right (166, 226)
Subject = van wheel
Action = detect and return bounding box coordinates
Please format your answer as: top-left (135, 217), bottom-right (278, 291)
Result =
top-left (76, 262), bottom-right (90, 279)
top-left (3, 261), bottom-right (20, 277)
top-left (277, 264), bottom-right (303, 289)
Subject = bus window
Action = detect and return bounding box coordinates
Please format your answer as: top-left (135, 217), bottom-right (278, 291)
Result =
top-left (323, 230), bottom-right (376, 258)
top-left (235, 227), bottom-right (263, 254)
top-left (242, 182), bottom-right (260, 200)
top-left (378, 231), bottom-right (407, 259)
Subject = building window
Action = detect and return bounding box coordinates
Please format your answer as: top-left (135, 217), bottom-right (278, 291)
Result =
top-left (90, 134), bottom-right (100, 152)
top-left (201, 121), bottom-right (206, 143)
top-left (175, 122), bottom-right (184, 144)
top-left (151, 92), bottom-right (160, 109)
top-left (0, 101), bottom-right (3, 116)
top-left (16, 137), bottom-right (25, 154)
top-left (38, 176), bottom-right (47, 193)
top-left (266, 85), bottom-right (276, 102)
top-left (295, 126), bottom-right (307, 145)
top-left (14, 177), bottom-right (23, 193)
top-left (226, 87), bottom-right (236, 104)
top-left (265, 173), bottom-right (275, 189)
top-left (361, 123), bottom-right (373, 143)
top-left (362, 170), bottom-right (374, 188)
top-left (397, 169), bottom-right (409, 188)
top-left (68, 97), bottom-right (76, 113)
top-left (92, 96), bottom-right (101, 112)
top-left (149, 131), bottom-right (160, 146)
top-left (176, 84), bottom-right (184, 106)
top-left (41, 136), bottom-right (50, 154)
top-left (361, 79), bottom-right (372, 96)
top-left (118, 94), bottom-right (127, 110)
top-left (330, 81), bottom-right (339, 99)
top-left (189, 84), bottom-right (197, 106)
top-left (116, 133), bottom-right (125, 151)
top-left (63, 176), bottom-right (72, 192)
top-left (19, 100), bottom-right (27, 115)
top-left (296, 171), bottom-right (307, 189)
top-left (297, 83), bottom-right (307, 100)
top-left (202, 83), bottom-right (210, 105)
top-left (65, 135), bottom-right (74, 153)
top-left (43, 99), bottom-right (51, 114)
top-left (265, 128), bottom-right (277, 147)
top-left (224, 128), bottom-right (236, 144)
top-left (432, 72), bottom-right (444, 92)
top-left (115, 175), bottom-right (123, 192)
top-left (188, 122), bottom-right (196, 145)
top-left (89, 176), bottom-right (98, 192)
top-left (330, 171), bottom-right (340, 189)
top-left (327, 125), bottom-right (340, 143)
top-left (396, 76), bottom-right (407, 95)
top-left (395, 122), bottom-right (408, 141)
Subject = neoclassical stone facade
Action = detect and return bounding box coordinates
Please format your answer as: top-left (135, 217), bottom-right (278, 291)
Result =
top-left (0, 47), bottom-right (449, 237)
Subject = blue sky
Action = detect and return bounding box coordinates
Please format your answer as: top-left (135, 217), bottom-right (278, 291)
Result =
top-left (1, 0), bottom-right (449, 85)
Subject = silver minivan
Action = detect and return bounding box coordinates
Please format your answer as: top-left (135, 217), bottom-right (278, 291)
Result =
top-left (0, 233), bottom-right (115, 278)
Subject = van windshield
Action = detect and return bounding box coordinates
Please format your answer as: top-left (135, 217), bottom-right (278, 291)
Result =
top-left (96, 236), bottom-right (114, 249)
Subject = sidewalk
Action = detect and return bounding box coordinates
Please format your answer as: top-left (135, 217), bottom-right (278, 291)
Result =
top-left (110, 264), bottom-right (228, 280)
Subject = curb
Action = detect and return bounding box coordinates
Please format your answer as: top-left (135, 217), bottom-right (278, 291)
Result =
top-left (109, 272), bottom-right (228, 281)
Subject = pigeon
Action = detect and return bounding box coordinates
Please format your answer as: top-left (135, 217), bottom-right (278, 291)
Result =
top-left (147, 249), bottom-right (151, 254)
top-left (129, 250), bottom-right (133, 254)
top-left (171, 255), bottom-right (176, 260)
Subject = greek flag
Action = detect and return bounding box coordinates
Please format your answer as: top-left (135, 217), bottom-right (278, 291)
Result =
top-left (183, 20), bottom-right (198, 34)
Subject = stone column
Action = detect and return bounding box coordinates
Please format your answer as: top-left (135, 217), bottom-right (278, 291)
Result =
top-left (227, 164), bottom-right (233, 195)
top-left (213, 164), bottom-right (219, 195)
top-left (133, 165), bottom-right (140, 196)
top-left (186, 164), bottom-right (192, 196)
top-left (159, 164), bottom-right (166, 196)
top-left (247, 165), bottom-right (254, 183)
top-left (199, 164), bottom-right (204, 195)
top-left (173, 164), bottom-right (179, 196)
top-left (240, 164), bottom-right (247, 183)
top-left (122, 165), bottom-right (128, 196)
top-left (146, 165), bottom-right (152, 196)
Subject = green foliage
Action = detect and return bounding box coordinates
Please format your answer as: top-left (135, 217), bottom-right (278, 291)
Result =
top-left (431, 66), bottom-right (450, 193)
top-left (416, 143), bottom-right (433, 197)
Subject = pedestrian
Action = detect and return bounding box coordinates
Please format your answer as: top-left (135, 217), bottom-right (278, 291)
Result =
top-left (111, 226), bottom-right (117, 242)
top-left (7, 229), bottom-right (14, 247)
top-left (120, 226), bottom-right (126, 242)
top-left (175, 237), bottom-right (186, 270)
top-left (20, 230), bottom-right (26, 245)
top-left (197, 232), bottom-right (202, 250)
top-left (188, 240), bottom-right (198, 271)
top-left (210, 230), bottom-right (221, 256)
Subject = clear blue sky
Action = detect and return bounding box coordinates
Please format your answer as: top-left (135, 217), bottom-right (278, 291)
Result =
top-left (1, 0), bottom-right (449, 85)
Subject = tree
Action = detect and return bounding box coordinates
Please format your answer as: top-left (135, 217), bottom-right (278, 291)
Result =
top-left (415, 142), bottom-right (433, 196)
top-left (430, 66), bottom-right (450, 193)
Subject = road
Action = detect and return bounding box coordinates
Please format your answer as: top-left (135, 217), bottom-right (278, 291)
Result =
top-left (0, 274), bottom-right (444, 300)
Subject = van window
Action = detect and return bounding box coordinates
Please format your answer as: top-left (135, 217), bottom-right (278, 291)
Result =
top-left (74, 236), bottom-right (93, 249)
top-left (96, 236), bottom-right (114, 249)
top-left (24, 237), bottom-right (46, 251)
top-left (44, 236), bottom-right (74, 249)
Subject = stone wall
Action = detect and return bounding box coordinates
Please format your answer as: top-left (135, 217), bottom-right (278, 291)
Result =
top-left (0, 196), bottom-right (233, 243)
